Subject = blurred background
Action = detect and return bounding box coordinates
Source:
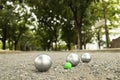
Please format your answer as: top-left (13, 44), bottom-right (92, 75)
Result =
top-left (0, 0), bottom-right (120, 51)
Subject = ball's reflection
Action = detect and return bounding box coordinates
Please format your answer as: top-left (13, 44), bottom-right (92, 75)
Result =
top-left (66, 53), bottom-right (80, 67)
top-left (81, 53), bottom-right (91, 63)
top-left (34, 54), bottom-right (52, 72)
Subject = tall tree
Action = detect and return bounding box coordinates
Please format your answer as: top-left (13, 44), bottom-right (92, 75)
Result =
top-left (63, 0), bottom-right (97, 49)
top-left (0, 1), bottom-right (13, 50)
top-left (94, 0), bottom-right (120, 48)
top-left (10, 3), bottom-right (32, 50)
top-left (61, 20), bottom-right (77, 50)
top-left (102, 0), bottom-right (109, 48)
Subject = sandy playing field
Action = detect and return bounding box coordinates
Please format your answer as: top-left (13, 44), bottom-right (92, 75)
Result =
top-left (0, 50), bottom-right (120, 80)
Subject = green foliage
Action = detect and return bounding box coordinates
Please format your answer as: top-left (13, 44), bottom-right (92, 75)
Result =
top-left (61, 20), bottom-right (77, 50)
top-left (18, 30), bottom-right (35, 50)
top-left (0, 0), bottom-right (120, 50)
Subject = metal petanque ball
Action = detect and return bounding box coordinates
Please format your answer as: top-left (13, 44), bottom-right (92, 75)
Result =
top-left (34, 54), bottom-right (52, 72)
top-left (66, 53), bottom-right (80, 67)
top-left (81, 53), bottom-right (91, 63)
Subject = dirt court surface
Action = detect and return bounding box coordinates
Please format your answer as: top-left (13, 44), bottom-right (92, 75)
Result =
top-left (0, 51), bottom-right (120, 80)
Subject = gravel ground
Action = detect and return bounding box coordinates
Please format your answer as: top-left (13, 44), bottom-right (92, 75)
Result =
top-left (0, 51), bottom-right (120, 80)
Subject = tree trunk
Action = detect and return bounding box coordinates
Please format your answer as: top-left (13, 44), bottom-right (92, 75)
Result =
top-left (2, 27), bottom-right (7, 50)
top-left (67, 43), bottom-right (71, 50)
top-left (8, 38), bottom-right (11, 50)
top-left (97, 30), bottom-right (101, 49)
top-left (2, 39), bottom-right (6, 50)
top-left (54, 41), bottom-right (57, 51)
top-left (14, 41), bottom-right (17, 50)
top-left (77, 25), bottom-right (82, 50)
top-left (68, 2), bottom-right (83, 50)
top-left (74, 13), bottom-right (83, 50)
top-left (11, 41), bottom-right (14, 50)
top-left (77, 15), bottom-right (83, 50)
top-left (83, 35), bottom-right (86, 49)
top-left (102, 0), bottom-right (109, 48)
top-left (54, 32), bottom-right (58, 51)
top-left (47, 42), bottom-right (51, 51)
top-left (14, 40), bottom-right (19, 50)
top-left (84, 43), bottom-right (86, 49)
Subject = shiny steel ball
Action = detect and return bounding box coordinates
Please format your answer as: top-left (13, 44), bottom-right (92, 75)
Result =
top-left (81, 53), bottom-right (91, 63)
top-left (66, 53), bottom-right (80, 67)
top-left (34, 54), bottom-right (52, 72)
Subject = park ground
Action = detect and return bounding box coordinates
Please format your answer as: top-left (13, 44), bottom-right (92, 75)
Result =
top-left (0, 49), bottom-right (120, 80)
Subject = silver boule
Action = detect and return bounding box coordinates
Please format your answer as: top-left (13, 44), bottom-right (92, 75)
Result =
top-left (66, 53), bottom-right (80, 67)
top-left (34, 54), bottom-right (52, 72)
top-left (81, 53), bottom-right (91, 63)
